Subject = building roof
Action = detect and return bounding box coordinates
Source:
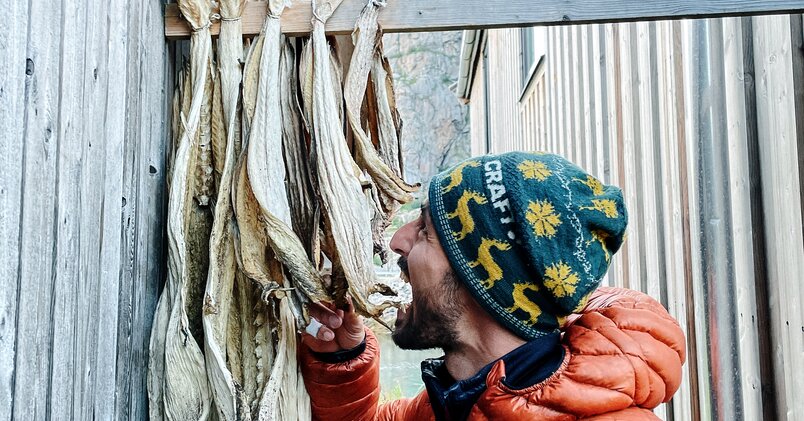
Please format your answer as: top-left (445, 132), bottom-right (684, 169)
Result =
top-left (455, 30), bottom-right (484, 102)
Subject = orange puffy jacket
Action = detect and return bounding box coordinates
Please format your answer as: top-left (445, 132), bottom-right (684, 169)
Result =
top-left (300, 287), bottom-right (686, 420)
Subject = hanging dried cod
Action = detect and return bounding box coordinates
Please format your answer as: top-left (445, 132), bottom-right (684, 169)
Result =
top-left (343, 0), bottom-right (418, 206)
top-left (232, 21), bottom-right (276, 421)
top-left (245, 0), bottom-right (328, 309)
top-left (202, 0), bottom-right (248, 419)
top-left (153, 0), bottom-right (420, 419)
top-left (148, 0), bottom-right (214, 419)
top-left (342, 0), bottom-right (413, 264)
top-left (306, 0), bottom-right (400, 318)
top-left (281, 39), bottom-right (317, 255)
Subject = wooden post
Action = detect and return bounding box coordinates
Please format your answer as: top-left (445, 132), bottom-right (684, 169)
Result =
top-left (165, 0), bottom-right (804, 40)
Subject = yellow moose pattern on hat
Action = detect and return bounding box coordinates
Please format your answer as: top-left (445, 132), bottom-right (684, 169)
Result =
top-left (468, 238), bottom-right (511, 289)
top-left (506, 283), bottom-right (542, 325)
top-left (443, 160), bottom-right (481, 193)
top-left (446, 190), bottom-right (487, 241)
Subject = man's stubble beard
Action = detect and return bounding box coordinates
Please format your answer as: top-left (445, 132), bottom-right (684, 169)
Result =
top-left (392, 257), bottom-right (465, 352)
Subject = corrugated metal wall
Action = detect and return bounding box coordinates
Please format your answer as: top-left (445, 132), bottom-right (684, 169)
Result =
top-left (472, 15), bottom-right (804, 421)
top-left (0, 0), bottom-right (170, 419)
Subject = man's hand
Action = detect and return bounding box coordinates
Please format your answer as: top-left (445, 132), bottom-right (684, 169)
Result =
top-left (302, 296), bottom-right (366, 353)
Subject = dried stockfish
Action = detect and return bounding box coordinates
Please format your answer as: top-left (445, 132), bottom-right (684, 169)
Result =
top-left (149, 0), bottom-right (214, 418)
top-left (168, 65), bottom-right (193, 191)
top-left (148, 261), bottom-right (171, 421)
top-left (203, 0), bottom-right (248, 419)
top-left (231, 270), bottom-right (268, 418)
top-left (231, 151), bottom-right (284, 419)
top-left (210, 69), bottom-right (226, 190)
top-left (343, 0), bottom-right (418, 204)
top-left (242, 3), bottom-right (319, 420)
top-left (280, 40), bottom-right (316, 254)
top-left (307, 0), bottom-right (397, 317)
top-left (242, 34), bottom-right (265, 133)
top-left (233, 156), bottom-right (278, 295)
top-left (149, 65), bottom-right (192, 421)
top-left (370, 47), bottom-right (405, 192)
top-left (298, 39), bottom-right (314, 131)
top-left (366, 40), bottom-right (407, 263)
top-left (256, 298), bottom-right (310, 421)
top-left (246, 0), bottom-right (328, 307)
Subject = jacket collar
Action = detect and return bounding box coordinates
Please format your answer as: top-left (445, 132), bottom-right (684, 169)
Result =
top-left (421, 331), bottom-right (564, 421)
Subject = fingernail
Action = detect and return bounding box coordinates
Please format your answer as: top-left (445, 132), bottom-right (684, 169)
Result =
top-left (329, 315), bottom-right (341, 326)
top-left (305, 318), bottom-right (323, 337)
top-left (322, 330), bottom-right (334, 341)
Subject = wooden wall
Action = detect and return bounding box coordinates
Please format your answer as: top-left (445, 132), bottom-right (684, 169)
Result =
top-left (0, 0), bottom-right (171, 419)
top-left (471, 15), bottom-right (804, 421)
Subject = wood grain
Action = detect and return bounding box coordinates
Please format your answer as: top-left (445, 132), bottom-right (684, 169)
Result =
top-left (0, 0), bottom-right (29, 416)
top-left (753, 14), bottom-right (804, 420)
top-left (12, 0), bottom-right (63, 416)
top-left (165, 0), bottom-right (804, 40)
top-left (3, 0), bottom-right (168, 419)
top-left (472, 13), bottom-right (804, 417)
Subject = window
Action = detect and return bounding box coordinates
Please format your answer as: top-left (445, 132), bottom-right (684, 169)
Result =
top-left (521, 26), bottom-right (547, 89)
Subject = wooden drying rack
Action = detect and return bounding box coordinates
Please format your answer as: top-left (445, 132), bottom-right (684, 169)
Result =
top-left (164, 0), bottom-right (804, 40)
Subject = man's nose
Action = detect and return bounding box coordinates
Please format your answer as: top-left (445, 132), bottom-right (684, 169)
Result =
top-left (389, 220), bottom-right (416, 256)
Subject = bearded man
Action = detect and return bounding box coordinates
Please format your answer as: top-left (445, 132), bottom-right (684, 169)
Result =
top-left (300, 152), bottom-right (686, 420)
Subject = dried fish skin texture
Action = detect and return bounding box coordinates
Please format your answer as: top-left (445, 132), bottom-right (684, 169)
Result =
top-left (280, 40), bottom-right (317, 253)
top-left (343, 0), bottom-right (418, 205)
top-left (203, 0), bottom-right (249, 419)
top-left (150, 0), bottom-right (214, 418)
top-left (246, 10), bottom-right (328, 306)
top-left (308, 0), bottom-right (395, 317)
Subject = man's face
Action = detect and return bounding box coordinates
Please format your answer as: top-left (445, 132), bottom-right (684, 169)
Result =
top-left (388, 202), bottom-right (464, 351)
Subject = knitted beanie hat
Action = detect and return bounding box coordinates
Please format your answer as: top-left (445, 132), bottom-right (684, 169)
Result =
top-left (428, 152), bottom-right (628, 339)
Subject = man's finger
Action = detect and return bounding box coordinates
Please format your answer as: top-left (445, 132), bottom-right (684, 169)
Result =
top-left (316, 326), bottom-right (335, 341)
top-left (308, 302), bottom-right (342, 329)
top-left (305, 318), bottom-right (324, 337)
top-left (300, 331), bottom-right (338, 354)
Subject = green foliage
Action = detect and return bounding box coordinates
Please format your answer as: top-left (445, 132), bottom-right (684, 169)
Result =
top-left (379, 381), bottom-right (405, 404)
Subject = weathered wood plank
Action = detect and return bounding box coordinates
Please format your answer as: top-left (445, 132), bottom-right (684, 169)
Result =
top-left (618, 23), bottom-right (641, 291)
top-left (580, 26), bottom-right (594, 174)
top-left (546, 28), bottom-right (557, 154)
top-left (46, 0), bottom-right (87, 418)
top-left (75, 0), bottom-right (116, 416)
top-left (114, 0), bottom-right (144, 419)
top-left (568, 26), bottom-right (581, 163)
top-left (0, 0), bottom-right (29, 416)
top-left (94, 0), bottom-right (129, 418)
top-left (753, 14), bottom-right (804, 420)
top-left (636, 21), bottom-right (665, 301)
top-left (12, 0), bottom-right (63, 418)
top-left (165, 0), bottom-right (804, 40)
top-left (113, 0), bottom-right (170, 419)
top-left (720, 16), bottom-right (765, 420)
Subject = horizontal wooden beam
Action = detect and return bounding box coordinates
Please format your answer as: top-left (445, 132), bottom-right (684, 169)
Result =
top-left (165, 0), bottom-right (804, 40)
